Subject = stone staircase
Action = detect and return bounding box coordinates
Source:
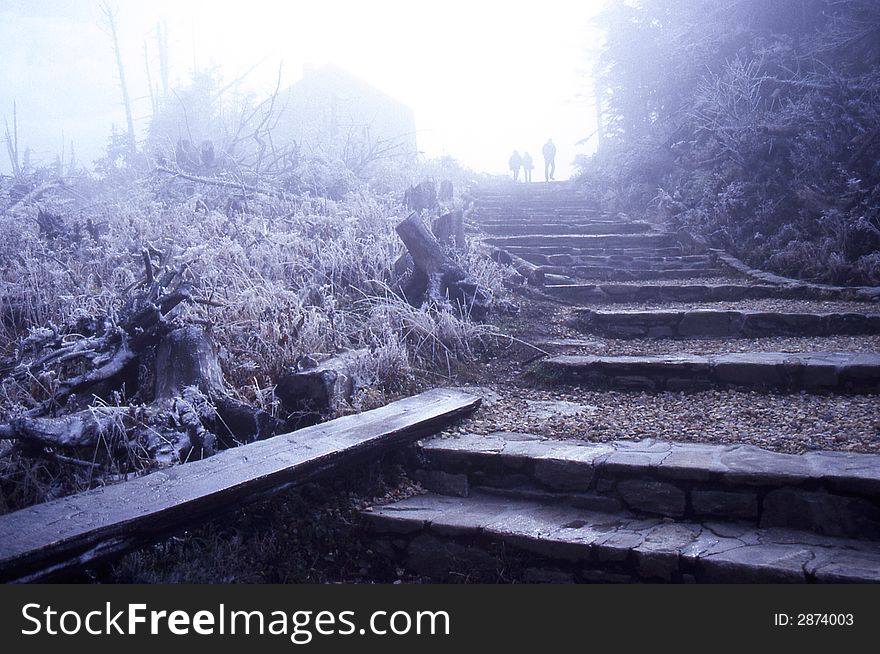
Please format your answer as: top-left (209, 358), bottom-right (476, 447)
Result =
top-left (363, 180), bottom-right (880, 583)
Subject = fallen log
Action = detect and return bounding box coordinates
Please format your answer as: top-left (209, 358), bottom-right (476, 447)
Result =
top-left (490, 247), bottom-right (545, 286)
top-left (395, 212), bottom-right (491, 320)
top-left (0, 387), bottom-right (481, 583)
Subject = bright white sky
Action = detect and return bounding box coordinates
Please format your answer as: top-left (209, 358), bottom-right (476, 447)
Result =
top-left (0, 0), bottom-right (603, 178)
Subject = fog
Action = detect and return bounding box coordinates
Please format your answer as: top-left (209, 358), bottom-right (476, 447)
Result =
top-left (0, 0), bottom-right (601, 177)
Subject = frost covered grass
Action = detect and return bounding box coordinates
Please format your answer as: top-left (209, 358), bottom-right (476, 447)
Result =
top-left (0, 173), bottom-right (509, 511)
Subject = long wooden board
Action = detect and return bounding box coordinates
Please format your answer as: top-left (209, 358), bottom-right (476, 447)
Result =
top-left (0, 387), bottom-right (480, 583)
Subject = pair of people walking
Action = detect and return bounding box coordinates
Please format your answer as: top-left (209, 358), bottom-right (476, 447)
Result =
top-left (508, 150), bottom-right (533, 182)
top-left (509, 139), bottom-right (556, 182)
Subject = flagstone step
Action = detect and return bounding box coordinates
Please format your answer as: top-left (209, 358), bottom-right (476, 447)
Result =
top-left (504, 246), bottom-right (689, 258)
top-left (413, 432), bottom-right (880, 540)
top-left (541, 266), bottom-right (727, 281)
top-left (543, 283), bottom-right (873, 304)
top-left (485, 234), bottom-right (680, 249)
top-left (540, 352), bottom-right (880, 393)
top-left (575, 308), bottom-right (880, 338)
top-left (477, 222), bottom-right (654, 236)
top-left (365, 492), bottom-right (880, 583)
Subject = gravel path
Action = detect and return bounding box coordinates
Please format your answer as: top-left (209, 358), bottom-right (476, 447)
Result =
top-left (444, 384), bottom-right (880, 455)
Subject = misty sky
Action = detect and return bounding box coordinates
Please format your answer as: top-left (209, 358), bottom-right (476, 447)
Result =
top-left (0, 0), bottom-right (602, 178)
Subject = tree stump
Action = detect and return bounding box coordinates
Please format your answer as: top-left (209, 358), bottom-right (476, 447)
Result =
top-left (432, 210), bottom-right (466, 250)
top-left (395, 212), bottom-right (491, 320)
top-left (275, 349), bottom-right (367, 428)
top-left (404, 181), bottom-right (438, 212)
top-left (439, 179), bottom-right (454, 201)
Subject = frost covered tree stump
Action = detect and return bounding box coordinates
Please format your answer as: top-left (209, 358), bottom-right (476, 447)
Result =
top-left (395, 212), bottom-right (491, 320)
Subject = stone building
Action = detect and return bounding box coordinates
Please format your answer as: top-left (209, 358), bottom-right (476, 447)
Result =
top-left (276, 64), bottom-right (417, 169)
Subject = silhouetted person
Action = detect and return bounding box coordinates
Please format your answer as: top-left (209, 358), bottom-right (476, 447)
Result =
top-left (542, 138), bottom-right (556, 181)
top-left (509, 150), bottom-right (523, 181)
top-left (522, 152), bottom-right (534, 182)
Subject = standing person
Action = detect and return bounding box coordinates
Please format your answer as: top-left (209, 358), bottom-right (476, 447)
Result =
top-left (522, 151), bottom-right (534, 182)
top-left (542, 138), bottom-right (556, 181)
top-left (508, 150), bottom-right (523, 182)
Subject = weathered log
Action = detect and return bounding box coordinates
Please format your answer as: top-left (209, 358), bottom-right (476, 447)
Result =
top-left (2, 180), bottom-right (63, 216)
top-left (4, 397), bottom-right (211, 466)
top-left (395, 212), bottom-right (491, 320)
top-left (490, 247), bottom-right (545, 286)
top-left (0, 388), bottom-right (481, 583)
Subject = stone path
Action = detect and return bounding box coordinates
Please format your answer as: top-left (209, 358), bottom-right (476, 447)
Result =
top-left (363, 180), bottom-right (880, 583)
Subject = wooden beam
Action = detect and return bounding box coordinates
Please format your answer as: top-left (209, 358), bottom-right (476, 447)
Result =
top-left (0, 388), bottom-right (481, 583)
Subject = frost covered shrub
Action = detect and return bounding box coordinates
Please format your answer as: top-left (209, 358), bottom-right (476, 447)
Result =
top-left (579, 0), bottom-right (880, 285)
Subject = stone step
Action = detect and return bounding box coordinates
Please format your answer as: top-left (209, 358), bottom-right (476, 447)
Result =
top-left (547, 267), bottom-right (727, 282)
top-left (542, 253), bottom-right (715, 266)
top-left (468, 217), bottom-right (612, 225)
top-left (544, 273), bottom-right (576, 284)
top-left (505, 246), bottom-right (688, 259)
top-left (543, 283), bottom-right (870, 304)
top-left (540, 352), bottom-right (880, 393)
top-left (475, 200), bottom-right (600, 207)
top-left (364, 492), bottom-right (880, 583)
top-left (484, 234), bottom-right (679, 249)
top-left (477, 223), bottom-right (653, 236)
top-left (474, 192), bottom-right (588, 201)
top-left (414, 432), bottom-right (880, 540)
top-left (474, 183), bottom-right (579, 195)
top-left (475, 205), bottom-right (598, 213)
top-left (577, 308), bottom-right (880, 338)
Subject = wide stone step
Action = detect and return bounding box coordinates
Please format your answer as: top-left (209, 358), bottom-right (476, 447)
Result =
top-left (365, 492), bottom-right (880, 582)
top-left (555, 267), bottom-right (727, 281)
top-left (540, 352), bottom-right (880, 393)
top-left (474, 192), bottom-right (599, 209)
top-left (478, 223), bottom-right (653, 236)
top-left (543, 253), bottom-right (715, 266)
top-left (484, 234), bottom-right (679, 249)
top-left (577, 308), bottom-right (880, 338)
top-left (474, 204), bottom-right (602, 213)
top-left (474, 214), bottom-right (609, 224)
top-left (474, 184), bottom-right (580, 197)
top-left (543, 283), bottom-right (872, 304)
top-left (474, 202), bottom-right (599, 212)
top-left (507, 246), bottom-right (687, 260)
top-left (414, 433), bottom-right (880, 540)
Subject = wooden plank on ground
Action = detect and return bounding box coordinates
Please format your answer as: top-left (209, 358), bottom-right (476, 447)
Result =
top-left (0, 387), bottom-right (480, 583)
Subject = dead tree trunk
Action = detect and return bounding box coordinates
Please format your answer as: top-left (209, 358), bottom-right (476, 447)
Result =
top-left (395, 212), bottom-right (491, 320)
top-left (102, 3), bottom-right (137, 157)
